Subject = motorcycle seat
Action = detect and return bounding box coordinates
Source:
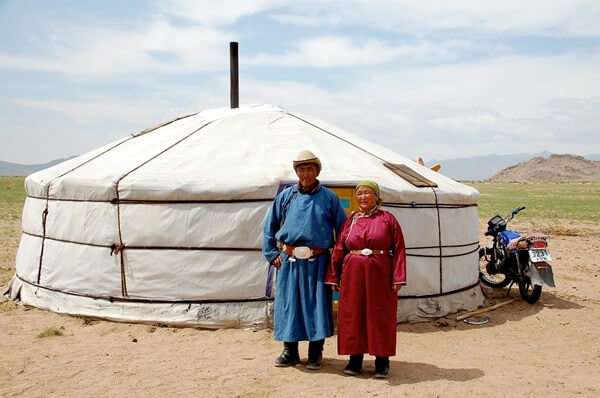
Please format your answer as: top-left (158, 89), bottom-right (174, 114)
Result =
top-left (506, 233), bottom-right (547, 254)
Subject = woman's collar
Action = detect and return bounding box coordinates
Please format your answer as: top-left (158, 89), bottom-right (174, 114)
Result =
top-left (358, 206), bottom-right (379, 217)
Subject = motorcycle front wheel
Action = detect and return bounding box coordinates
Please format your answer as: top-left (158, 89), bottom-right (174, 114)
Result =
top-left (479, 246), bottom-right (511, 288)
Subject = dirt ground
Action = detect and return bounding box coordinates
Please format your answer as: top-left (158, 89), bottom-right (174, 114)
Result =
top-left (1, 219), bottom-right (600, 397)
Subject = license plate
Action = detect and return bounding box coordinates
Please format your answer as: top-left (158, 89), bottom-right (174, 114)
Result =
top-left (529, 249), bottom-right (552, 263)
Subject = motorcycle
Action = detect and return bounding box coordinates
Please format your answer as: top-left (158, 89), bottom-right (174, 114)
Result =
top-left (479, 206), bottom-right (555, 303)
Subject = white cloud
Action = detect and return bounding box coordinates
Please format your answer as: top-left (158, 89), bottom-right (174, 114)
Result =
top-left (248, 36), bottom-right (405, 67)
top-left (247, 36), bottom-right (514, 68)
top-left (273, 0), bottom-right (600, 37)
top-left (154, 0), bottom-right (284, 26)
top-left (0, 19), bottom-right (231, 76)
top-left (3, 1), bottom-right (597, 77)
top-left (12, 96), bottom-right (182, 127)
top-left (0, 27), bottom-right (503, 75)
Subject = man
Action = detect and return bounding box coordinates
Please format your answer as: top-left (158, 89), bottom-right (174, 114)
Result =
top-left (262, 150), bottom-right (347, 370)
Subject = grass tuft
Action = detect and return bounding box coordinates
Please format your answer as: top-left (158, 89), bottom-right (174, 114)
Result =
top-left (0, 300), bottom-right (18, 313)
top-left (38, 327), bottom-right (63, 338)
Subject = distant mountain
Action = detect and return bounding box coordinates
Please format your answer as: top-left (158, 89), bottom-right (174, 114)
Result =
top-left (587, 153), bottom-right (600, 161)
top-left (0, 157), bottom-right (76, 176)
top-left (489, 154), bottom-right (600, 182)
top-left (428, 151), bottom-right (552, 181)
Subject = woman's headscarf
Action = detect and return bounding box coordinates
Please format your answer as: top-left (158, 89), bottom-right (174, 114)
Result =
top-left (356, 180), bottom-right (383, 208)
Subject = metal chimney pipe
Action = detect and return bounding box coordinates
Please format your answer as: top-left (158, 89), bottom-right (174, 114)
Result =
top-left (230, 42), bottom-right (239, 109)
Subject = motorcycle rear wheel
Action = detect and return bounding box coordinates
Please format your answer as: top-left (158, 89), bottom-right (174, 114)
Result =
top-left (518, 277), bottom-right (542, 304)
top-left (479, 246), bottom-right (511, 288)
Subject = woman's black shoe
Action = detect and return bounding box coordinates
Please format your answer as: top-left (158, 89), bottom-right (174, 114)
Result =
top-left (374, 356), bottom-right (390, 378)
top-left (275, 342), bottom-right (300, 367)
top-left (343, 354), bottom-right (363, 376)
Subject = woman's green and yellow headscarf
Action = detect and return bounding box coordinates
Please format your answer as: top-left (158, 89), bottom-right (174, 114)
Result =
top-left (356, 180), bottom-right (383, 208)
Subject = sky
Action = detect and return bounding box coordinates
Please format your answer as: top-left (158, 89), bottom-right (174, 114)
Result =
top-left (1, 0), bottom-right (599, 164)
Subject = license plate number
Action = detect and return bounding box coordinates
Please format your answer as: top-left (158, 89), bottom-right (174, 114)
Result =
top-left (529, 249), bottom-right (552, 263)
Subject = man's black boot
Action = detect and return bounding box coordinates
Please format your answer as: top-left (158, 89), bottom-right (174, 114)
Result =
top-left (275, 342), bottom-right (300, 367)
top-left (344, 354), bottom-right (363, 376)
top-left (374, 356), bottom-right (390, 378)
top-left (306, 339), bottom-right (324, 370)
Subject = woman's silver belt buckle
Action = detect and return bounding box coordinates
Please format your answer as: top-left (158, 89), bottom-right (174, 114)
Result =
top-left (361, 248), bottom-right (373, 256)
top-left (292, 246), bottom-right (312, 259)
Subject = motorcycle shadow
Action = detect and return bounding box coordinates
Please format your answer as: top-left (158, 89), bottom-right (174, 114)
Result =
top-left (484, 287), bottom-right (584, 311)
top-left (399, 288), bottom-right (584, 333)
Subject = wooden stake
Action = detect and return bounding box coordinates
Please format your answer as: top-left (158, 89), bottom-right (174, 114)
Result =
top-left (456, 298), bottom-right (517, 321)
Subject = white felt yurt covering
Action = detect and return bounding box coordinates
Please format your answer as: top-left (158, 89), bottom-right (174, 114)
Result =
top-left (5, 104), bottom-right (483, 327)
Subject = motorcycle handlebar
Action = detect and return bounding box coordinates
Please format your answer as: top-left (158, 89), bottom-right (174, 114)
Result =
top-left (510, 206), bottom-right (526, 216)
top-left (503, 206), bottom-right (526, 223)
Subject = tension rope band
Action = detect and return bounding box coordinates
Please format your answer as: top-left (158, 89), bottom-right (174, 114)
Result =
top-left (406, 245), bottom-right (480, 258)
top-left (16, 274), bottom-right (481, 304)
top-left (23, 230), bottom-right (478, 256)
top-left (25, 194), bottom-right (478, 208)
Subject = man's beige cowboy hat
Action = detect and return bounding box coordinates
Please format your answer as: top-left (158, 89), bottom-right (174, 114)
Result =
top-left (293, 150), bottom-right (322, 171)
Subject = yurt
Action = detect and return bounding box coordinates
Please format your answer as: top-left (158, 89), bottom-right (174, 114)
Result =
top-left (4, 104), bottom-right (483, 327)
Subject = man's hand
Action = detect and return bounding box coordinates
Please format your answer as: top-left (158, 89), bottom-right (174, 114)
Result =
top-left (332, 284), bottom-right (340, 292)
top-left (393, 284), bottom-right (402, 293)
top-left (272, 256), bottom-right (282, 269)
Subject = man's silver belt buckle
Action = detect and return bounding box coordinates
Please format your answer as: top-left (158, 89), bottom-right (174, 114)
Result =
top-left (361, 248), bottom-right (373, 256)
top-left (292, 246), bottom-right (312, 259)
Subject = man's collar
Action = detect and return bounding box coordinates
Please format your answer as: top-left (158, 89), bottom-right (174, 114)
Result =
top-left (297, 180), bottom-right (320, 194)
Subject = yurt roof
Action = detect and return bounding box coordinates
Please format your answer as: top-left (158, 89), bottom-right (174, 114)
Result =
top-left (25, 104), bottom-right (479, 205)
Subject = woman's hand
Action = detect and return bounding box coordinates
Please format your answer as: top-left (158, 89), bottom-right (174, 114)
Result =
top-left (332, 284), bottom-right (341, 292)
top-left (392, 284), bottom-right (402, 293)
top-left (272, 256), bottom-right (282, 269)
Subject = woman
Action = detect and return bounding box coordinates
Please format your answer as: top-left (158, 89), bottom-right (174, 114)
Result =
top-left (325, 180), bottom-right (407, 378)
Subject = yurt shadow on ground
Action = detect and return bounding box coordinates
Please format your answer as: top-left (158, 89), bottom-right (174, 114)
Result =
top-left (3, 104), bottom-right (483, 328)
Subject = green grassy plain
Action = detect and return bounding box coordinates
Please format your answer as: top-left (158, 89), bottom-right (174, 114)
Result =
top-left (0, 176), bottom-right (26, 214)
top-left (466, 182), bottom-right (600, 223)
top-left (0, 176), bottom-right (25, 286)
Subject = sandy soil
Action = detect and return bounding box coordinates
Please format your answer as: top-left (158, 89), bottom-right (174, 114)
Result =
top-left (1, 219), bottom-right (600, 397)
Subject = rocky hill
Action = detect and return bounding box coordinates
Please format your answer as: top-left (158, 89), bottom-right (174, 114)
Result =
top-left (488, 154), bottom-right (600, 182)
top-left (428, 151), bottom-right (552, 180)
